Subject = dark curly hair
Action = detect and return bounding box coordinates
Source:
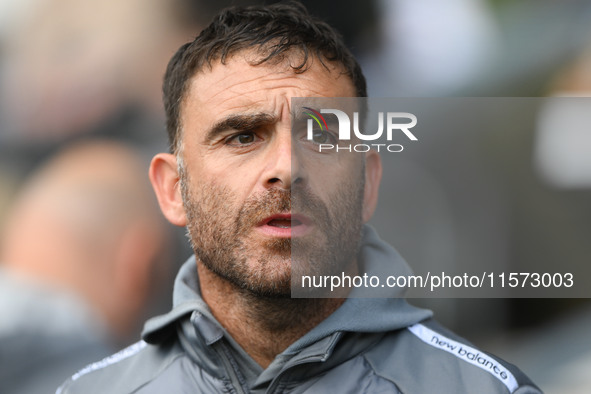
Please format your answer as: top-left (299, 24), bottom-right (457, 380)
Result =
top-left (163, 1), bottom-right (366, 153)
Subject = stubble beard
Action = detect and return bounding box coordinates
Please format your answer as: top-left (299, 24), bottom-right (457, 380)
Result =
top-left (179, 164), bottom-right (365, 300)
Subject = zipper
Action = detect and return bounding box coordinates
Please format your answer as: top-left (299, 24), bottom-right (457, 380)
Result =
top-left (265, 332), bottom-right (343, 393)
top-left (265, 356), bottom-right (319, 393)
top-left (179, 317), bottom-right (249, 394)
top-left (212, 341), bottom-right (249, 394)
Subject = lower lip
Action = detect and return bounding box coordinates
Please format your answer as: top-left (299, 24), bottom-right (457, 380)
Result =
top-left (255, 222), bottom-right (313, 238)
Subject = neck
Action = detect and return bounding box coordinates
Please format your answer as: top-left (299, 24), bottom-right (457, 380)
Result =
top-left (197, 261), bottom-right (345, 368)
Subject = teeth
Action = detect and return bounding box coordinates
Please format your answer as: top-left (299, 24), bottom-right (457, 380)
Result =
top-left (269, 219), bottom-right (291, 228)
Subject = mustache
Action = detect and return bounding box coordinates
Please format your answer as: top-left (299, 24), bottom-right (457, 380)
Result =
top-left (236, 187), bottom-right (331, 232)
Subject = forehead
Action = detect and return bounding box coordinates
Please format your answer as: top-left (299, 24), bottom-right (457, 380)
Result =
top-left (181, 51), bottom-right (356, 125)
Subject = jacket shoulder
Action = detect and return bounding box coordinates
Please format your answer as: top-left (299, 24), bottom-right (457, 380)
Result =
top-left (57, 339), bottom-right (185, 394)
top-left (363, 319), bottom-right (543, 394)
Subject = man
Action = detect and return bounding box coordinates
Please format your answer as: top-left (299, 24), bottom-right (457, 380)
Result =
top-left (0, 140), bottom-right (169, 394)
top-left (58, 3), bottom-right (541, 393)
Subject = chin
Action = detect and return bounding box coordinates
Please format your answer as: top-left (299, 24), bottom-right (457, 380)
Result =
top-left (241, 278), bottom-right (292, 299)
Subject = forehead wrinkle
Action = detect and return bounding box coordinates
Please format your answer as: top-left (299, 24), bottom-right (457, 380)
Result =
top-left (189, 60), bottom-right (301, 102)
top-left (209, 80), bottom-right (351, 113)
top-left (180, 55), bottom-right (357, 143)
top-left (206, 82), bottom-right (334, 107)
top-left (191, 62), bottom-right (352, 104)
top-left (192, 72), bottom-right (272, 103)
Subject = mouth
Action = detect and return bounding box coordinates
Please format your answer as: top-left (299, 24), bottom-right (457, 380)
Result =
top-left (256, 213), bottom-right (312, 238)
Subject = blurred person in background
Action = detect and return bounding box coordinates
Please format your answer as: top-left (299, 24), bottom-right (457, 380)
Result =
top-left (0, 139), bottom-right (170, 394)
top-left (0, 0), bottom-right (251, 205)
top-left (0, 0), bottom-right (253, 270)
top-left (0, 0), bottom-right (191, 142)
top-left (0, 0), bottom-right (256, 148)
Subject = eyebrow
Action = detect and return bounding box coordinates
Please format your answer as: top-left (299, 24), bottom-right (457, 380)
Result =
top-left (293, 107), bottom-right (319, 121)
top-left (204, 113), bottom-right (278, 142)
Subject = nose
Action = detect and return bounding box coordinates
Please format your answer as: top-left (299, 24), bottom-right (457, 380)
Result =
top-left (263, 129), bottom-right (302, 190)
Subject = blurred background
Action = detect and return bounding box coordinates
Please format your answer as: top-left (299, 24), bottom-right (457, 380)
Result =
top-left (0, 0), bottom-right (590, 392)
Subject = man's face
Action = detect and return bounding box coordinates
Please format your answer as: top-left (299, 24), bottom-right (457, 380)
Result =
top-left (178, 52), bottom-right (368, 297)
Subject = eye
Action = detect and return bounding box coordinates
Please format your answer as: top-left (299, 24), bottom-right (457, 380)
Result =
top-left (225, 132), bottom-right (259, 146)
top-left (308, 128), bottom-right (337, 145)
top-left (312, 129), bottom-right (329, 144)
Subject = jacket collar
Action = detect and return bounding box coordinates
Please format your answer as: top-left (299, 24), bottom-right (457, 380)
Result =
top-left (142, 225), bottom-right (432, 383)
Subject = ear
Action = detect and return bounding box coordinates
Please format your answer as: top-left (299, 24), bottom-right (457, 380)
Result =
top-left (362, 150), bottom-right (382, 223)
top-left (149, 153), bottom-right (187, 226)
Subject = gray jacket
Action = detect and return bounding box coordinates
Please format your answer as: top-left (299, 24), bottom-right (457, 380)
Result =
top-left (0, 269), bottom-right (112, 394)
top-left (58, 227), bottom-right (541, 393)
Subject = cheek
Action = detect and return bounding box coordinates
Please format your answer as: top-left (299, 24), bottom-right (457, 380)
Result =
top-left (308, 156), bottom-right (363, 194)
top-left (204, 171), bottom-right (255, 206)
top-left (183, 179), bottom-right (237, 225)
top-left (186, 166), bottom-right (254, 216)
top-left (201, 155), bottom-right (268, 198)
